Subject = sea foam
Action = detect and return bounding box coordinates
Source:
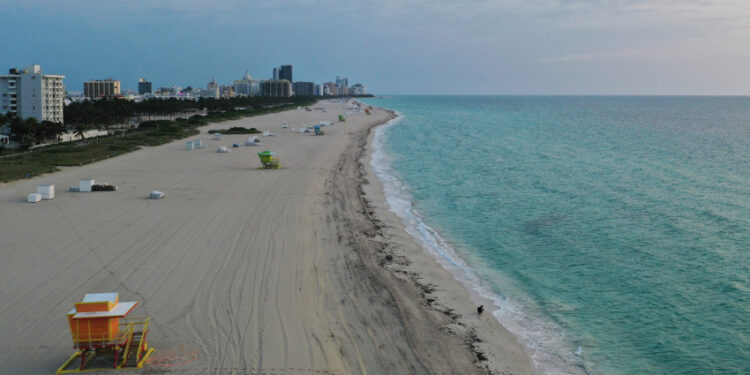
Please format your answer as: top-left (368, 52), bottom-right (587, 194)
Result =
top-left (370, 113), bottom-right (589, 375)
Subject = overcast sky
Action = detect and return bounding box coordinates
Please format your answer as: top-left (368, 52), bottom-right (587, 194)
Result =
top-left (2, 0), bottom-right (750, 95)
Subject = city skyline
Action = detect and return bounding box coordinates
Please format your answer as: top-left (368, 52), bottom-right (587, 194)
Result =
top-left (68, 68), bottom-right (362, 97)
top-left (2, 1), bottom-right (750, 95)
top-left (59, 67), bottom-right (351, 95)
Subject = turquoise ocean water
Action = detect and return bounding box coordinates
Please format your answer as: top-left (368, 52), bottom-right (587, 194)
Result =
top-left (362, 96), bottom-right (750, 375)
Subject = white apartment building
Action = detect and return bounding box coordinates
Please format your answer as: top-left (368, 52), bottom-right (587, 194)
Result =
top-left (206, 78), bottom-right (220, 99)
top-left (350, 83), bottom-right (367, 95)
top-left (234, 71), bottom-right (252, 96)
top-left (251, 81), bottom-right (261, 96)
top-left (0, 65), bottom-right (66, 123)
top-left (233, 71), bottom-right (262, 97)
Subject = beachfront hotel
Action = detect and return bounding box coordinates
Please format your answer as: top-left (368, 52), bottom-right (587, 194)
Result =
top-left (261, 79), bottom-right (292, 97)
top-left (233, 71), bottom-right (261, 97)
top-left (83, 79), bottom-right (121, 98)
top-left (137, 78), bottom-right (152, 95)
top-left (292, 81), bottom-right (315, 96)
top-left (350, 83), bottom-right (367, 95)
top-left (0, 64), bottom-right (65, 124)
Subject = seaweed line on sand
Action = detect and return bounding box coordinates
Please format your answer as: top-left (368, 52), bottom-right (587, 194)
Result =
top-left (343, 110), bottom-right (498, 374)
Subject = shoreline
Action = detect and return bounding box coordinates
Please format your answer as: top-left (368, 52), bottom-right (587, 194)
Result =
top-left (345, 108), bottom-right (540, 374)
top-left (359, 104), bottom-right (592, 375)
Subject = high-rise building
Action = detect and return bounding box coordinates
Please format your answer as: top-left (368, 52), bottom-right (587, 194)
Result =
top-left (350, 83), bottom-right (367, 95)
top-left (84, 79), bottom-right (121, 98)
top-left (273, 68), bottom-right (280, 80)
top-left (324, 82), bottom-right (338, 96)
top-left (0, 65), bottom-right (65, 123)
top-left (279, 65), bottom-right (293, 83)
top-left (261, 80), bottom-right (292, 97)
top-left (233, 71), bottom-right (253, 96)
top-left (336, 76), bottom-right (348, 89)
top-left (206, 78), bottom-right (220, 99)
top-left (292, 81), bottom-right (314, 96)
top-left (250, 81), bottom-right (261, 97)
top-left (138, 78), bottom-right (152, 95)
top-left (220, 85), bottom-right (234, 98)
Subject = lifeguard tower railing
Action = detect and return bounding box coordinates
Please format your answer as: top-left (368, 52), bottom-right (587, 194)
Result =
top-left (65, 317), bottom-right (151, 370)
top-left (71, 317), bottom-right (150, 348)
top-left (119, 317), bottom-right (150, 368)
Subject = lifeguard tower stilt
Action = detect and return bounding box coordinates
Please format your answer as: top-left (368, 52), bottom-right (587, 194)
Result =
top-left (57, 293), bottom-right (155, 373)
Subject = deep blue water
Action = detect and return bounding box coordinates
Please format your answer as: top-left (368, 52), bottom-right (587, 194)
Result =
top-left (364, 96), bottom-right (750, 375)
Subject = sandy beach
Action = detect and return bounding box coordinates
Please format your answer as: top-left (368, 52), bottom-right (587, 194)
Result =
top-left (0, 100), bottom-right (537, 375)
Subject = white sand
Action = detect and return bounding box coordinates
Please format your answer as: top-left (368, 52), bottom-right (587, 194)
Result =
top-left (0, 101), bottom-right (538, 374)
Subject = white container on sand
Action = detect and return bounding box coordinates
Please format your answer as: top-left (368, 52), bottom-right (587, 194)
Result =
top-left (213, 133), bottom-right (221, 140)
top-left (217, 146), bottom-right (230, 153)
top-left (27, 193), bottom-right (42, 203)
top-left (186, 141), bottom-right (194, 150)
top-left (79, 179), bottom-right (94, 192)
top-left (150, 191), bottom-right (165, 199)
top-left (36, 184), bottom-right (55, 199)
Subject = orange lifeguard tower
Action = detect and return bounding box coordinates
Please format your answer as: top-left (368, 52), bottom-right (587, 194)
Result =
top-left (57, 293), bottom-right (155, 373)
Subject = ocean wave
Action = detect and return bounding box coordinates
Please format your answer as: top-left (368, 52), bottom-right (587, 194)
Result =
top-left (370, 113), bottom-right (590, 375)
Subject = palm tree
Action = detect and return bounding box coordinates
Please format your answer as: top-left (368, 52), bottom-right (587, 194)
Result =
top-left (9, 115), bottom-right (30, 144)
top-left (41, 120), bottom-right (64, 142)
top-left (74, 123), bottom-right (89, 140)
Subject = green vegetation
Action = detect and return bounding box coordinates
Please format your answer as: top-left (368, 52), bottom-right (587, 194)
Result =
top-left (0, 113), bottom-right (65, 146)
top-left (0, 96), bottom-right (317, 183)
top-left (64, 95), bottom-right (319, 131)
top-left (208, 127), bottom-right (261, 134)
top-left (0, 120), bottom-right (198, 183)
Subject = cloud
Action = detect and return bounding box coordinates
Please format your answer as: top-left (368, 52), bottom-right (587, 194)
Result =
top-left (3, 0), bottom-right (750, 94)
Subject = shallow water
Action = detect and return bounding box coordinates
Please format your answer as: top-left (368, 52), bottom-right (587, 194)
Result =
top-left (364, 96), bottom-right (750, 375)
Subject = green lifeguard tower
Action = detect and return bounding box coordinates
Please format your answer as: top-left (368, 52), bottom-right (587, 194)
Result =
top-left (257, 150), bottom-right (280, 169)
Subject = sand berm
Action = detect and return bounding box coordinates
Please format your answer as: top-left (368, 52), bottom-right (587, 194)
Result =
top-left (0, 101), bottom-right (538, 375)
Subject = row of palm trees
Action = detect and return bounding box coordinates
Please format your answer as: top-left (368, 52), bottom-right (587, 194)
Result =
top-left (64, 95), bottom-right (317, 127)
top-left (0, 95), bottom-right (319, 147)
top-left (0, 112), bottom-right (65, 146)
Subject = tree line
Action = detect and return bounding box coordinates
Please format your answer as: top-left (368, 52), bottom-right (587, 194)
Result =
top-left (1, 95), bottom-right (324, 147)
top-left (0, 112), bottom-right (65, 146)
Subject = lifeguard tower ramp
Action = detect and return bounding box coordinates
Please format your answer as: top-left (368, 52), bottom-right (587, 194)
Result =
top-left (57, 293), bottom-right (155, 373)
